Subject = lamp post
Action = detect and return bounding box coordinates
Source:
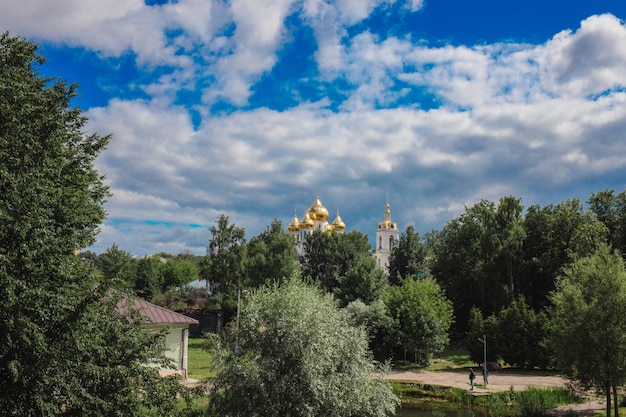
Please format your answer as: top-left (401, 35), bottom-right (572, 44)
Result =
top-left (478, 334), bottom-right (487, 387)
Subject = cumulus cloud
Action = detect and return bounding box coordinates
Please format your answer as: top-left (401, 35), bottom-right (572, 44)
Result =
top-left (5, 2), bottom-right (626, 255)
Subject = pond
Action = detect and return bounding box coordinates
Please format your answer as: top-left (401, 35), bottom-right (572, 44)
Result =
top-left (396, 407), bottom-right (479, 417)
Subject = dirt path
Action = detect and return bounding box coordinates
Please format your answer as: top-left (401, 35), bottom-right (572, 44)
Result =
top-left (386, 369), bottom-right (569, 392)
top-left (384, 369), bottom-right (605, 416)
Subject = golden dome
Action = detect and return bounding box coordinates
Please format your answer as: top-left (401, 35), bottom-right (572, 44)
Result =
top-left (287, 213), bottom-right (300, 232)
top-left (300, 211), bottom-right (315, 228)
top-left (331, 211), bottom-right (345, 231)
top-left (307, 194), bottom-right (329, 221)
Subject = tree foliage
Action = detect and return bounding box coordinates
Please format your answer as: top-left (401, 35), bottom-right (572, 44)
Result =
top-left (388, 226), bottom-right (431, 285)
top-left (0, 33), bottom-right (191, 416)
top-left (548, 244), bottom-right (626, 417)
top-left (208, 278), bottom-right (398, 417)
top-left (300, 230), bottom-right (371, 293)
top-left (245, 218), bottom-right (299, 288)
top-left (385, 277), bottom-right (454, 365)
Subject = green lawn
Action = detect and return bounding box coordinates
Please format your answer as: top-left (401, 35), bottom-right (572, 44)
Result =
top-left (187, 337), bottom-right (216, 381)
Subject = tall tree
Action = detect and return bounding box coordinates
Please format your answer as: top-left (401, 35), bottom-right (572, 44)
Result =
top-left (245, 218), bottom-right (298, 288)
top-left (548, 245), bottom-right (626, 417)
top-left (208, 278), bottom-right (398, 417)
top-left (588, 189), bottom-right (626, 255)
top-left (300, 230), bottom-right (371, 293)
top-left (0, 33), bottom-right (189, 416)
top-left (206, 214), bottom-right (246, 293)
top-left (431, 199), bottom-right (502, 329)
top-left (385, 277), bottom-right (454, 365)
top-left (521, 199), bottom-right (606, 310)
top-left (388, 226), bottom-right (431, 285)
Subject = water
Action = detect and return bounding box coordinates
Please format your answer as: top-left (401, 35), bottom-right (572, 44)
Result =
top-left (396, 407), bottom-right (478, 417)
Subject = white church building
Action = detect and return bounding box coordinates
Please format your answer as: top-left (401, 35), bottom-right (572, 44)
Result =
top-left (287, 193), bottom-right (399, 273)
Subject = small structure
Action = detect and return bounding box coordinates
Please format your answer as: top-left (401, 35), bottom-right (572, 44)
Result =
top-left (121, 298), bottom-right (199, 379)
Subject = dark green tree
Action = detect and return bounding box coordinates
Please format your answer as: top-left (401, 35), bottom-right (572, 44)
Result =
top-left (99, 242), bottom-right (137, 286)
top-left (588, 189), bottom-right (626, 255)
top-left (495, 296), bottom-right (549, 369)
top-left (134, 255), bottom-right (162, 300)
top-left (206, 214), bottom-right (246, 292)
top-left (388, 226), bottom-right (431, 285)
top-left (520, 199), bottom-right (606, 310)
top-left (245, 218), bottom-right (299, 288)
top-left (345, 299), bottom-right (399, 361)
top-left (431, 199), bottom-right (501, 329)
top-left (208, 278), bottom-right (398, 417)
top-left (301, 230), bottom-right (371, 293)
top-left (0, 33), bottom-right (190, 416)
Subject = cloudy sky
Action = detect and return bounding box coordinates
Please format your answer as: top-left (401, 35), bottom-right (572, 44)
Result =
top-left (3, 0), bottom-right (626, 256)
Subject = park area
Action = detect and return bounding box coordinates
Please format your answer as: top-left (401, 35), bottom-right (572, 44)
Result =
top-left (185, 341), bottom-right (607, 416)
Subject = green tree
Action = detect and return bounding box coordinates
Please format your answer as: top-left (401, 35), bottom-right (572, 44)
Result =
top-left (161, 257), bottom-right (199, 290)
top-left (588, 189), bottom-right (626, 255)
top-left (495, 296), bottom-right (549, 369)
top-left (301, 230), bottom-right (371, 293)
top-left (245, 218), bottom-right (299, 288)
top-left (521, 199), bottom-right (606, 310)
top-left (99, 243), bottom-right (137, 286)
top-left (548, 245), bottom-right (626, 417)
top-left (431, 199), bottom-right (501, 329)
top-left (0, 33), bottom-right (190, 416)
top-left (386, 277), bottom-right (454, 365)
top-left (388, 226), bottom-right (431, 285)
top-left (134, 255), bottom-right (162, 300)
top-left (208, 278), bottom-right (398, 417)
top-left (345, 299), bottom-right (399, 361)
top-left (206, 214), bottom-right (246, 294)
top-left (335, 254), bottom-right (388, 307)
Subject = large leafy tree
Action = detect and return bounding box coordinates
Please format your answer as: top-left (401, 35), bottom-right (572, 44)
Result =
top-left (300, 230), bottom-right (371, 293)
top-left (548, 245), bottom-right (626, 417)
top-left (206, 214), bottom-right (246, 293)
top-left (388, 226), bottom-right (431, 285)
top-left (385, 276), bottom-right (454, 365)
top-left (521, 199), bottom-right (606, 310)
top-left (0, 33), bottom-right (189, 416)
top-left (209, 278), bottom-right (398, 417)
top-left (335, 254), bottom-right (388, 307)
top-left (245, 218), bottom-right (299, 288)
top-left (588, 189), bottom-right (626, 256)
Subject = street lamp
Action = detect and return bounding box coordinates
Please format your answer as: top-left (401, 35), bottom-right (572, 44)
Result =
top-left (478, 335), bottom-right (488, 387)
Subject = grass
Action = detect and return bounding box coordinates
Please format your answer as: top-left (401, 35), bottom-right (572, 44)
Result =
top-left (187, 337), bottom-right (216, 381)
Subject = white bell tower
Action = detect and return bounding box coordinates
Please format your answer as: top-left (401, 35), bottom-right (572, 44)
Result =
top-left (375, 192), bottom-right (399, 273)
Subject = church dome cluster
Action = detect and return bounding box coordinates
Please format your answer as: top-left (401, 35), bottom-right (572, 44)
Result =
top-left (287, 192), bottom-right (398, 272)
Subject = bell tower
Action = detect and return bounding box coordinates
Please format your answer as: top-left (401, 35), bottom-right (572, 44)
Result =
top-left (375, 192), bottom-right (399, 273)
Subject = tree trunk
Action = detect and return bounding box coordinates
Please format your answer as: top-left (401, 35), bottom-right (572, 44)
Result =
top-left (613, 384), bottom-right (619, 417)
top-left (606, 383), bottom-right (612, 417)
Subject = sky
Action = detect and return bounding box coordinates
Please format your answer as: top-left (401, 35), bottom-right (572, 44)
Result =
top-left (3, 0), bottom-right (626, 256)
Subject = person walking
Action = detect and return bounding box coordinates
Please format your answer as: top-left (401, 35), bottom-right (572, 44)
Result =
top-left (469, 368), bottom-right (475, 390)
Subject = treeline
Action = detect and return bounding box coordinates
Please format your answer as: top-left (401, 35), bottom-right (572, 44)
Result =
top-left (89, 190), bottom-right (626, 371)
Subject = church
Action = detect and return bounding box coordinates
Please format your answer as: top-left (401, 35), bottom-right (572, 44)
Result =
top-left (287, 193), bottom-right (400, 272)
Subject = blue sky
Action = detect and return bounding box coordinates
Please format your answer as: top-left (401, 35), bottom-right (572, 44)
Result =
top-left (3, 0), bottom-right (626, 256)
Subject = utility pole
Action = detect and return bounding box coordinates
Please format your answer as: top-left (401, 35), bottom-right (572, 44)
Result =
top-left (478, 334), bottom-right (488, 387)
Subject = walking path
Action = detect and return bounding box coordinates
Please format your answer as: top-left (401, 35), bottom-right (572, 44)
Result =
top-left (384, 368), bottom-right (605, 416)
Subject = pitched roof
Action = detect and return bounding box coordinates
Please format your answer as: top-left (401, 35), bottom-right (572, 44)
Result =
top-left (120, 298), bottom-right (199, 325)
